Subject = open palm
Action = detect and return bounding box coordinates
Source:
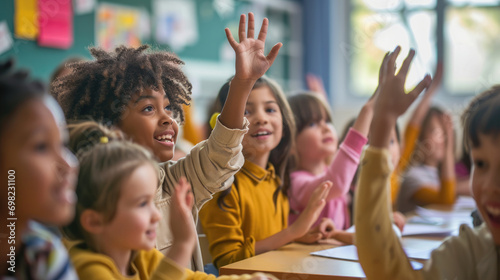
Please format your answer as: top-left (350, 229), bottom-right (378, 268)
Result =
top-left (226, 13), bottom-right (282, 81)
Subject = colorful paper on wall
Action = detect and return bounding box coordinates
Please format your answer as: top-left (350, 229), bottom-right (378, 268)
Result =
top-left (38, 0), bottom-right (73, 49)
top-left (0, 21), bottom-right (14, 55)
top-left (15, 0), bottom-right (38, 39)
top-left (96, 3), bottom-right (150, 51)
top-left (74, 0), bottom-right (96, 14)
top-left (154, 0), bottom-right (198, 52)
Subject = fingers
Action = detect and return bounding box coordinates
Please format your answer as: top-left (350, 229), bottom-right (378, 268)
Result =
top-left (310, 181), bottom-right (332, 206)
top-left (408, 74), bottom-right (431, 99)
top-left (238, 14), bottom-right (246, 43)
top-left (175, 177), bottom-right (194, 210)
top-left (225, 28), bottom-right (238, 50)
top-left (247, 12), bottom-right (255, 39)
top-left (378, 51), bottom-right (390, 84)
top-left (257, 18), bottom-right (269, 42)
top-left (319, 218), bottom-right (335, 236)
top-left (397, 49), bottom-right (415, 79)
top-left (266, 42), bottom-right (282, 65)
top-left (386, 46), bottom-right (401, 75)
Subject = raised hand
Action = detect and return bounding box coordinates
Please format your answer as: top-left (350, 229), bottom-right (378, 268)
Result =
top-left (289, 181), bottom-right (332, 239)
top-left (374, 46), bottom-right (432, 120)
top-left (226, 13), bottom-right (282, 81)
top-left (166, 177), bottom-right (196, 268)
top-left (370, 46), bottom-right (432, 149)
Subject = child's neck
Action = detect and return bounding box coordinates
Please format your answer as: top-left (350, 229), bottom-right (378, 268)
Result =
top-left (297, 156), bottom-right (328, 175)
top-left (422, 157), bottom-right (439, 167)
top-left (94, 240), bottom-right (133, 276)
top-left (245, 151), bottom-right (270, 169)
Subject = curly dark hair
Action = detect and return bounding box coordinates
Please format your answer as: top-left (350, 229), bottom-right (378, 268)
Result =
top-left (0, 59), bottom-right (46, 136)
top-left (53, 45), bottom-right (192, 126)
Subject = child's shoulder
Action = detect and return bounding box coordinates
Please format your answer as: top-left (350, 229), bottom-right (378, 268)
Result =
top-left (21, 221), bottom-right (78, 279)
top-left (69, 244), bottom-right (121, 278)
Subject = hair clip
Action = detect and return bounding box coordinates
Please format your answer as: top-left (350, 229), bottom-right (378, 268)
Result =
top-left (100, 136), bottom-right (109, 144)
top-left (210, 112), bottom-right (220, 129)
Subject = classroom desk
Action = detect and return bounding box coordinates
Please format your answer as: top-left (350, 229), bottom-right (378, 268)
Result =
top-left (219, 199), bottom-right (475, 280)
top-left (220, 242), bottom-right (366, 280)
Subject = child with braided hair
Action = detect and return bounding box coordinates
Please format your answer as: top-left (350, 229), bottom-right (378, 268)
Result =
top-left (53, 13), bottom-right (281, 271)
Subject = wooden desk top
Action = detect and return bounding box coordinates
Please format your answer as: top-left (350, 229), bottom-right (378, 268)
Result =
top-left (219, 198), bottom-right (475, 279)
top-left (220, 242), bottom-right (366, 280)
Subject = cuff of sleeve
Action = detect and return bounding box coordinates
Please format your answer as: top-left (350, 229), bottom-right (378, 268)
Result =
top-left (211, 116), bottom-right (250, 146)
top-left (244, 236), bottom-right (256, 258)
top-left (342, 128), bottom-right (368, 154)
top-left (153, 257), bottom-right (186, 280)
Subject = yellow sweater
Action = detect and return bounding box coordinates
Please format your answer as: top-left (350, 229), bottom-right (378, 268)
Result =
top-left (69, 244), bottom-right (277, 280)
top-left (199, 160), bottom-right (289, 269)
top-left (390, 124), bottom-right (420, 205)
top-left (355, 147), bottom-right (497, 279)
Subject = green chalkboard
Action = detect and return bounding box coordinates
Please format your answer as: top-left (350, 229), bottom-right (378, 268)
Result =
top-left (0, 0), bottom-right (249, 82)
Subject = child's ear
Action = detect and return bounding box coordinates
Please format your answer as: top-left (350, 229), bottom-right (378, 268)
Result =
top-left (80, 209), bottom-right (105, 234)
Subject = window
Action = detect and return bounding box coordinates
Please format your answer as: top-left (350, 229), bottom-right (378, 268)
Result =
top-left (349, 0), bottom-right (500, 96)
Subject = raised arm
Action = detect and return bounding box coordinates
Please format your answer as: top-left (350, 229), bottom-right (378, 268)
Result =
top-left (218, 13), bottom-right (282, 129)
top-left (355, 46), bottom-right (431, 280)
top-left (289, 54), bottom-right (392, 207)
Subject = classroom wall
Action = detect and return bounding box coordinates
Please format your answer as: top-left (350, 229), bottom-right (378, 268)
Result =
top-left (0, 0), bottom-right (303, 126)
top-left (0, 0), bottom-right (249, 82)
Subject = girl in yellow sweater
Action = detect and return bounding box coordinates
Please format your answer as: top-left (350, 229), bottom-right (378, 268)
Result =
top-left (63, 121), bottom-right (274, 280)
top-left (199, 74), bottom-right (332, 269)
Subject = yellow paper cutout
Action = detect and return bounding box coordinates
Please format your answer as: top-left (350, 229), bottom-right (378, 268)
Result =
top-left (15, 0), bottom-right (38, 39)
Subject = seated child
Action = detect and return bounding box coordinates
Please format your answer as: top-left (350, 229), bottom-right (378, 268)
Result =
top-left (200, 75), bottom-right (332, 268)
top-left (0, 59), bottom-right (78, 279)
top-left (53, 12), bottom-right (282, 270)
top-left (64, 121), bottom-right (276, 280)
top-left (356, 46), bottom-right (499, 279)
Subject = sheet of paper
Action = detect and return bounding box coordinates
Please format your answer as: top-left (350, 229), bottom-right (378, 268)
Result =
top-left (311, 245), bottom-right (424, 270)
top-left (38, 0), bottom-right (73, 49)
top-left (96, 3), bottom-right (150, 51)
top-left (74, 0), bottom-right (96, 14)
top-left (15, 0), bottom-right (38, 39)
top-left (154, 0), bottom-right (198, 51)
top-left (0, 21), bottom-right (14, 55)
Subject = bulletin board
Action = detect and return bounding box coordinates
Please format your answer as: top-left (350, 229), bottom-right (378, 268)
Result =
top-left (0, 0), bottom-right (247, 82)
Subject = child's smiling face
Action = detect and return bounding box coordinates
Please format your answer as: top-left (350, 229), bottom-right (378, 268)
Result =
top-left (470, 133), bottom-right (500, 244)
top-left (242, 86), bottom-right (283, 166)
top-left (99, 163), bottom-right (161, 251)
top-left (119, 88), bottom-right (179, 162)
top-left (0, 99), bottom-right (77, 226)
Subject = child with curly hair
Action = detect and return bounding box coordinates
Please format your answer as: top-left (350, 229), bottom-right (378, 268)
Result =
top-left (53, 13), bottom-right (282, 271)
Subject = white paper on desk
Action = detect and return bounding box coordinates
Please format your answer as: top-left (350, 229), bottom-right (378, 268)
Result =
top-left (311, 245), bottom-right (424, 270)
top-left (402, 223), bottom-right (455, 236)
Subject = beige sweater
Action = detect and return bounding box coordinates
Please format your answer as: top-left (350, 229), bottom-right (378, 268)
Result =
top-left (355, 147), bottom-right (498, 280)
top-left (155, 117), bottom-right (249, 271)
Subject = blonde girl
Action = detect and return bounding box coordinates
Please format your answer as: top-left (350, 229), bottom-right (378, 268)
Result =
top-left (64, 121), bottom-right (275, 280)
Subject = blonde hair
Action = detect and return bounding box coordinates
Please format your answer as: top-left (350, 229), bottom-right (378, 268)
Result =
top-left (62, 121), bottom-right (159, 246)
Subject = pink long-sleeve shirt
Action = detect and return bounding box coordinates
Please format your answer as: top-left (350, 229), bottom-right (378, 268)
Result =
top-left (288, 128), bottom-right (367, 230)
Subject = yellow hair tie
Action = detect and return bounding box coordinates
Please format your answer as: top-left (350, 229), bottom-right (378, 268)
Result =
top-left (209, 112), bottom-right (220, 129)
top-left (100, 136), bottom-right (109, 144)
